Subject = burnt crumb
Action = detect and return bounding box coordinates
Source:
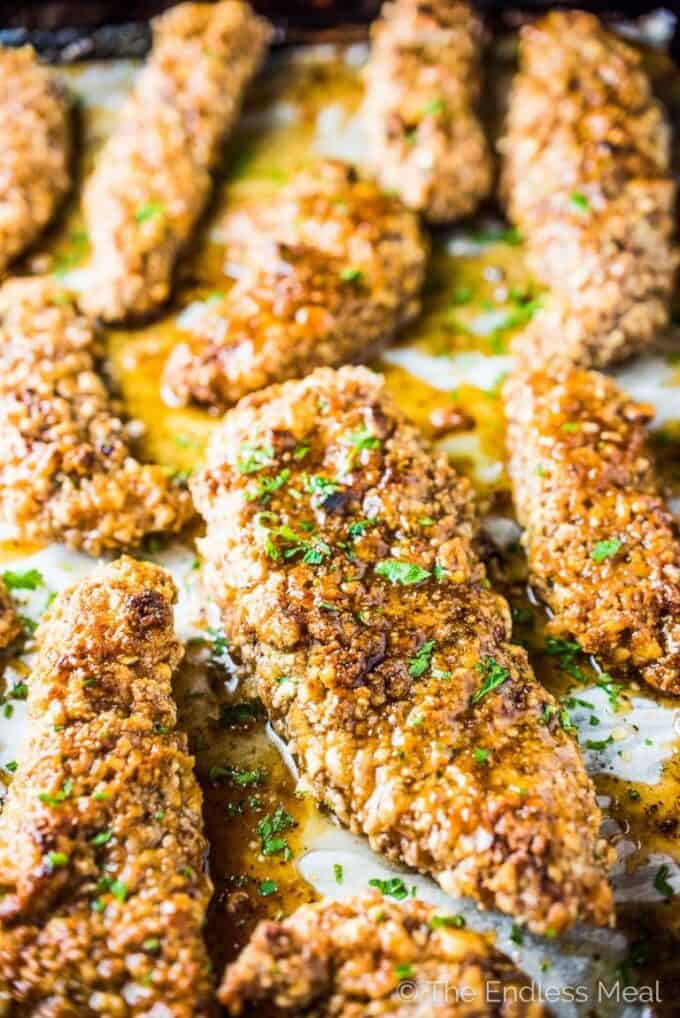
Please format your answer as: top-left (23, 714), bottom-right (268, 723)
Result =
top-left (128, 588), bottom-right (172, 632)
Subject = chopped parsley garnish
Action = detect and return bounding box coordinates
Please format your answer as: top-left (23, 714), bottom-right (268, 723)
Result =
top-left (143, 938), bottom-right (161, 953)
top-left (585, 736), bottom-right (613, 751)
top-left (246, 468), bottom-right (290, 504)
top-left (220, 701), bottom-right (259, 728)
top-left (236, 442), bottom-right (274, 474)
top-left (339, 267), bottom-right (364, 284)
top-left (110, 879), bottom-right (128, 902)
top-left (562, 421), bottom-right (580, 433)
top-left (348, 518), bottom-right (375, 539)
top-left (368, 876), bottom-right (410, 900)
top-left (418, 516), bottom-right (435, 526)
top-left (408, 640), bottom-right (436, 678)
top-left (2, 568), bottom-right (44, 590)
top-left (375, 560), bottom-right (430, 586)
top-left (9, 682), bottom-right (28, 700)
top-left (135, 201), bottom-right (164, 223)
top-left (208, 627), bottom-right (230, 669)
top-left (509, 924), bottom-right (524, 946)
top-left (471, 657), bottom-right (510, 704)
top-left (345, 428), bottom-right (381, 452)
top-left (596, 675), bottom-right (623, 710)
top-left (570, 191), bottom-right (590, 213)
top-left (91, 829), bottom-right (113, 846)
top-left (430, 913), bottom-right (466, 929)
top-left (259, 879), bottom-right (278, 897)
top-left (334, 863), bottom-right (344, 884)
top-left (4, 760), bottom-right (17, 773)
top-left (451, 285), bottom-right (473, 306)
top-left (591, 538), bottom-right (623, 563)
top-left (304, 474), bottom-right (340, 503)
top-left (470, 226), bottom-right (523, 247)
top-left (420, 96), bottom-right (446, 116)
top-left (208, 764), bottom-right (263, 787)
top-left (627, 788), bottom-right (641, 802)
top-left (654, 864), bottom-right (673, 901)
top-left (473, 747), bottom-right (490, 764)
top-left (257, 806), bottom-right (295, 859)
top-left (544, 637), bottom-right (587, 682)
top-left (394, 963), bottom-right (414, 981)
top-left (39, 779), bottom-right (73, 806)
top-left (46, 851), bottom-right (69, 870)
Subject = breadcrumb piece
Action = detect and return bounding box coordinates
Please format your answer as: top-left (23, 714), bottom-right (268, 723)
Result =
top-left (0, 557), bottom-right (214, 1015)
top-left (0, 277), bottom-right (192, 554)
top-left (504, 365), bottom-right (680, 696)
top-left (193, 365), bottom-right (614, 935)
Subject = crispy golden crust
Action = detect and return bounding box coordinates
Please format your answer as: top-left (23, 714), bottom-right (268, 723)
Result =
top-left (0, 557), bottom-right (214, 1016)
top-left (504, 366), bottom-right (680, 696)
top-left (0, 46), bottom-right (71, 277)
top-left (363, 0), bottom-right (492, 223)
top-left (0, 582), bottom-right (20, 651)
top-left (0, 277), bottom-right (192, 555)
top-left (500, 11), bottom-right (677, 368)
top-left (192, 366), bottom-right (614, 935)
top-left (219, 893), bottom-right (548, 1016)
top-left (81, 1), bottom-right (270, 323)
top-left (162, 161), bottom-right (426, 409)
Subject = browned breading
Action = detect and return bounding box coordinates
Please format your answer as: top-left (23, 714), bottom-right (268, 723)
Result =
top-left (500, 11), bottom-right (677, 368)
top-left (0, 582), bottom-right (20, 650)
top-left (162, 161), bottom-right (426, 409)
top-left (0, 277), bottom-right (192, 555)
top-left (0, 45), bottom-right (71, 276)
top-left (504, 366), bottom-right (680, 697)
top-left (219, 893), bottom-right (548, 1016)
top-left (0, 557), bottom-right (214, 1015)
top-left (192, 365), bottom-right (614, 935)
top-left (80, 1), bottom-right (271, 323)
top-left (363, 0), bottom-right (492, 223)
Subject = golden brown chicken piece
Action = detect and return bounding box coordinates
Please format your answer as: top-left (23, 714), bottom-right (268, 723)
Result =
top-left (162, 161), bottom-right (426, 409)
top-left (80, 1), bottom-right (271, 323)
top-left (500, 11), bottom-right (677, 368)
top-left (0, 557), bottom-right (214, 1015)
top-left (504, 366), bottom-right (680, 697)
top-left (192, 365), bottom-right (614, 936)
top-left (0, 45), bottom-right (71, 277)
top-left (363, 0), bottom-right (492, 223)
top-left (219, 893), bottom-right (548, 1016)
top-left (0, 277), bottom-right (192, 555)
top-left (0, 581), bottom-right (20, 650)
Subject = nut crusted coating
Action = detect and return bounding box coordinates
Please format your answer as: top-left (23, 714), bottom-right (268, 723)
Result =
top-left (0, 582), bottom-right (20, 651)
top-left (0, 46), bottom-right (71, 277)
top-left (81, 1), bottom-right (271, 323)
top-left (504, 366), bottom-right (680, 696)
top-left (162, 161), bottom-right (426, 409)
top-left (219, 893), bottom-right (548, 1016)
top-left (363, 0), bottom-right (492, 223)
top-left (500, 11), bottom-right (677, 368)
top-left (192, 366), bottom-right (614, 935)
top-left (0, 277), bottom-right (192, 555)
top-left (0, 557), bottom-right (214, 1016)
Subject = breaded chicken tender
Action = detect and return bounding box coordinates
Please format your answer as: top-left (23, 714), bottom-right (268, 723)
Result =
top-left (81, 1), bottom-right (270, 322)
top-left (0, 557), bottom-right (214, 1015)
top-left (363, 0), bottom-right (492, 222)
top-left (0, 277), bottom-right (192, 555)
top-left (0, 582), bottom-right (20, 650)
top-left (504, 366), bottom-right (680, 696)
top-left (0, 45), bottom-right (71, 276)
top-left (219, 893), bottom-right (547, 1016)
top-left (192, 366), bottom-right (614, 935)
top-left (500, 11), bottom-right (677, 368)
top-left (162, 161), bottom-right (426, 409)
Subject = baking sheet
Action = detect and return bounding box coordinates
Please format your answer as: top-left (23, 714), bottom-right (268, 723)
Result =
top-left (0, 29), bottom-right (678, 1017)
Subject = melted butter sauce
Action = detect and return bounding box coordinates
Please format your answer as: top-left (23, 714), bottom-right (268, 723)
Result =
top-left (0, 40), bottom-right (677, 1012)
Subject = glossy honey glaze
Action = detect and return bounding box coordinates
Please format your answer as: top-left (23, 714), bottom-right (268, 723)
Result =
top-left (0, 36), bottom-right (678, 1013)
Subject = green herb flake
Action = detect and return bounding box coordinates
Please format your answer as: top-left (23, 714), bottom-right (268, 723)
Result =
top-left (91, 829), bottom-right (113, 847)
top-left (110, 879), bottom-right (128, 902)
top-left (570, 191), bottom-right (590, 213)
top-left (420, 96), bottom-right (446, 116)
top-left (2, 568), bottom-right (44, 590)
top-left (395, 963), bottom-right (414, 981)
top-left (236, 442), bottom-right (274, 475)
top-left (429, 913), bottom-right (466, 930)
top-left (135, 201), bottom-right (164, 223)
top-left (473, 747), bottom-right (490, 765)
top-left (375, 560), bottom-right (430, 586)
top-left (259, 879), bottom-right (278, 897)
top-left (340, 267), bottom-right (364, 284)
top-left (4, 760), bottom-right (17, 773)
top-left (334, 863), bottom-right (344, 884)
top-left (368, 876), bottom-right (409, 900)
top-left (591, 538), bottom-right (623, 563)
top-left (39, 778), bottom-right (73, 807)
top-left (509, 924), bottom-right (524, 946)
top-left (654, 864), bottom-right (674, 901)
top-left (46, 851), bottom-right (69, 870)
top-left (143, 938), bottom-right (161, 953)
top-left (408, 639), bottom-right (436, 679)
top-left (471, 657), bottom-right (510, 704)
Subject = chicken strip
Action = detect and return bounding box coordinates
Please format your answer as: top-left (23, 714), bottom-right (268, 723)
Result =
top-left (192, 365), bottom-right (614, 935)
top-left (363, 0), bottom-right (492, 223)
top-left (0, 45), bottom-right (71, 277)
top-left (0, 557), bottom-right (214, 1015)
top-left (0, 582), bottom-right (20, 650)
top-left (500, 11), bottom-right (677, 368)
top-left (162, 161), bottom-right (426, 409)
top-left (0, 277), bottom-right (192, 555)
top-left (80, 1), bottom-right (271, 323)
top-left (504, 366), bottom-right (680, 697)
top-left (219, 893), bottom-right (547, 1016)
